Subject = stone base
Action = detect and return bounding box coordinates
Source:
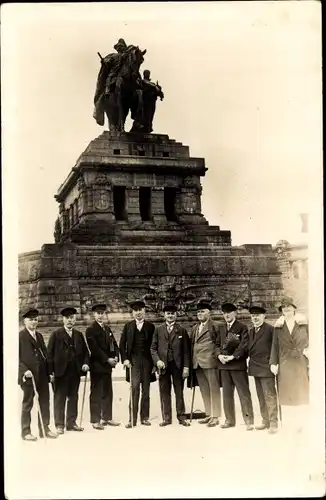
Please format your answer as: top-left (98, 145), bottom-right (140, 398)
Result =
top-left (19, 242), bottom-right (284, 336)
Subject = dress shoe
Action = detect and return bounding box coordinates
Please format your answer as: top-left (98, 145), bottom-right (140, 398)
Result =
top-left (268, 426), bottom-right (278, 435)
top-left (141, 420), bottom-right (151, 426)
top-left (159, 421), bottom-right (172, 427)
top-left (22, 434), bottom-right (37, 442)
top-left (220, 422), bottom-right (235, 429)
top-left (179, 420), bottom-right (191, 427)
top-left (207, 418), bottom-right (219, 427)
top-left (102, 420), bottom-right (121, 427)
top-left (56, 427), bottom-right (65, 434)
top-left (255, 424), bottom-right (269, 431)
top-left (125, 422), bottom-right (136, 429)
top-left (92, 423), bottom-right (105, 430)
top-left (67, 424), bottom-right (84, 431)
top-left (246, 424), bottom-right (254, 431)
top-left (40, 430), bottom-right (58, 439)
top-left (198, 416), bottom-right (211, 424)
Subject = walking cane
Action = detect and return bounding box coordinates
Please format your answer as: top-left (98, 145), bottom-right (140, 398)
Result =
top-left (129, 365), bottom-right (134, 428)
top-left (31, 374), bottom-right (46, 442)
top-left (189, 373), bottom-right (196, 423)
top-left (275, 375), bottom-right (282, 428)
top-left (79, 371), bottom-right (88, 428)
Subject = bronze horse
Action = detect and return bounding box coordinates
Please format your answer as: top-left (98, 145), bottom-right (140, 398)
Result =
top-left (104, 46), bottom-right (146, 132)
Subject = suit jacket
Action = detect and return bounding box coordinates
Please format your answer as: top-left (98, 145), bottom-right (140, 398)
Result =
top-left (150, 323), bottom-right (190, 371)
top-left (86, 321), bottom-right (119, 374)
top-left (216, 320), bottom-right (248, 371)
top-left (119, 320), bottom-right (156, 383)
top-left (18, 328), bottom-right (49, 386)
top-left (189, 319), bottom-right (219, 370)
top-left (248, 322), bottom-right (274, 378)
top-left (47, 327), bottom-right (90, 378)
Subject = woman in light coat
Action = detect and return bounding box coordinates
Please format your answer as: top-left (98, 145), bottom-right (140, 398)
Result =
top-left (270, 296), bottom-right (309, 430)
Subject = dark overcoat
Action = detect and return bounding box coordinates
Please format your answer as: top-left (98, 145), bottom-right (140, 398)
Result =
top-left (215, 320), bottom-right (249, 371)
top-left (18, 328), bottom-right (49, 386)
top-left (86, 321), bottom-right (119, 374)
top-left (248, 322), bottom-right (275, 378)
top-left (119, 320), bottom-right (156, 383)
top-left (150, 323), bottom-right (190, 371)
top-left (270, 317), bottom-right (309, 405)
top-left (47, 327), bottom-right (90, 377)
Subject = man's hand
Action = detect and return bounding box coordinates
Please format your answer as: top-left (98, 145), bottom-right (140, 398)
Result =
top-left (182, 367), bottom-right (189, 379)
top-left (82, 364), bottom-right (89, 372)
top-left (218, 355), bottom-right (226, 364)
top-left (49, 374), bottom-right (55, 383)
top-left (224, 355), bottom-right (235, 362)
top-left (303, 348), bottom-right (309, 359)
top-left (24, 370), bottom-right (33, 379)
top-left (270, 364), bottom-right (279, 376)
top-left (157, 360), bottom-right (165, 370)
top-left (123, 359), bottom-right (131, 368)
top-left (108, 358), bottom-right (117, 367)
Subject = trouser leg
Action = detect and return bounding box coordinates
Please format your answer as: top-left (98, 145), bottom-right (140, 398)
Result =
top-left (89, 372), bottom-right (103, 423)
top-left (260, 377), bottom-right (278, 427)
top-left (129, 364), bottom-right (141, 425)
top-left (54, 375), bottom-right (68, 428)
top-left (205, 368), bottom-right (221, 418)
top-left (159, 367), bottom-right (172, 422)
top-left (66, 368), bottom-right (80, 428)
top-left (171, 361), bottom-right (186, 421)
top-left (254, 377), bottom-right (270, 426)
top-left (196, 367), bottom-right (211, 417)
top-left (232, 370), bottom-right (254, 425)
top-left (101, 372), bottom-right (113, 421)
top-left (140, 359), bottom-right (151, 422)
top-left (37, 376), bottom-right (50, 435)
top-left (21, 383), bottom-right (34, 437)
top-left (221, 370), bottom-right (236, 425)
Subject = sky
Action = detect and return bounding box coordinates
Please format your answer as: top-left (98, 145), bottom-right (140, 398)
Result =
top-left (2, 1), bottom-right (322, 253)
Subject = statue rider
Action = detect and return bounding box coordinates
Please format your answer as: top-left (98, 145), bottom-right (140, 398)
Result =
top-left (93, 38), bottom-right (131, 126)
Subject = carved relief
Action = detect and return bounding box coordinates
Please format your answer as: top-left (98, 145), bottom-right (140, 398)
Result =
top-left (93, 190), bottom-right (111, 211)
top-left (182, 191), bottom-right (197, 214)
top-left (95, 172), bottom-right (111, 186)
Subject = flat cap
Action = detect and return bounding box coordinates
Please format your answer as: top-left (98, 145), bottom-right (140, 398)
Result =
top-left (163, 304), bottom-right (178, 313)
top-left (61, 307), bottom-right (77, 317)
top-left (196, 300), bottom-right (212, 311)
top-left (221, 302), bottom-right (237, 313)
top-left (130, 300), bottom-right (146, 310)
top-left (249, 303), bottom-right (266, 314)
top-left (22, 308), bottom-right (39, 319)
top-left (92, 303), bottom-right (107, 312)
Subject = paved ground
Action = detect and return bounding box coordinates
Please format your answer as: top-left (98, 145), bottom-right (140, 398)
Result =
top-left (5, 368), bottom-right (324, 499)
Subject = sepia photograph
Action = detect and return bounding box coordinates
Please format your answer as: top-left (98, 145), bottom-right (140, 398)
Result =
top-left (1, 1), bottom-right (324, 498)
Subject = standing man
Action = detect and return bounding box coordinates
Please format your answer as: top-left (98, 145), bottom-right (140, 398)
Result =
top-left (47, 307), bottom-right (90, 434)
top-left (150, 304), bottom-right (190, 427)
top-left (248, 303), bottom-right (278, 434)
top-left (86, 304), bottom-right (120, 430)
top-left (189, 300), bottom-right (221, 427)
top-left (119, 300), bottom-right (156, 428)
top-left (217, 302), bottom-right (254, 431)
top-left (18, 309), bottom-right (57, 441)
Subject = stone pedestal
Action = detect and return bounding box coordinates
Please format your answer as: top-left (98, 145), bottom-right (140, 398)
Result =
top-left (19, 131), bottom-right (285, 337)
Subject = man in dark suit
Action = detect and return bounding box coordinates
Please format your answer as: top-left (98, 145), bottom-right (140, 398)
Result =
top-left (151, 304), bottom-right (190, 427)
top-left (47, 307), bottom-right (90, 433)
top-left (18, 308), bottom-right (57, 441)
top-left (189, 300), bottom-right (221, 427)
top-left (119, 300), bottom-right (156, 428)
top-left (248, 303), bottom-right (278, 434)
top-left (86, 304), bottom-right (120, 430)
top-left (217, 302), bottom-right (254, 431)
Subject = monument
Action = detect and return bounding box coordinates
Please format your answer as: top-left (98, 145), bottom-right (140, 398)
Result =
top-left (19, 39), bottom-right (284, 338)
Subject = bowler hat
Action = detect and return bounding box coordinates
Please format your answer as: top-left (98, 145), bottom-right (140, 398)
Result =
top-left (130, 300), bottom-right (146, 310)
top-left (249, 303), bottom-right (266, 314)
top-left (61, 307), bottom-right (77, 317)
top-left (278, 296), bottom-right (297, 312)
top-left (92, 303), bottom-right (107, 312)
top-left (163, 304), bottom-right (178, 313)
top-left (196, 300), bottom-right (212, 311)
top-left (22, 308), bottom-right (39, 319)
top-left (221, 302), bottom-right (237, 313)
